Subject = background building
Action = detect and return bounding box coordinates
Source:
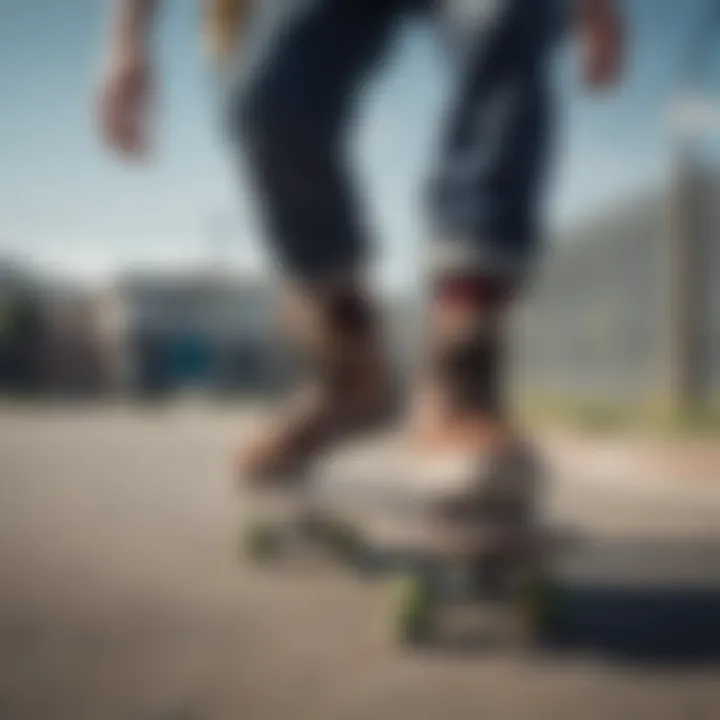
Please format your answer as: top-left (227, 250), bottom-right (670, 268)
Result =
top-left (0, 261), bottom-right (44, 393)
top-left (513, 163), bottom-right (720, 413)
top-left (100, 268), bottom-right (293, 396)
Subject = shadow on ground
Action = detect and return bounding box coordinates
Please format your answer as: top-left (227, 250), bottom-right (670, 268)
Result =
top-left (428, 537), bottom-right (720, 666)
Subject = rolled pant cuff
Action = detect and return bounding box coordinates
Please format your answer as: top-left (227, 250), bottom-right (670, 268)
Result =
top-left (427, 236), bottom-right (534, 284)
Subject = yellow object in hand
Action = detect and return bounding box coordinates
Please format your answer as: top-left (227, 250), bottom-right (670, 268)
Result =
top-left (202, 0), bottom-right (251, 66)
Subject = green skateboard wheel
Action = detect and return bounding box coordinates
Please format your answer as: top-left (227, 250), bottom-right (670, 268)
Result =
top-left (385, 571), bottom-right (437, 646)
top-left (516, 568), bottom-right (562, 641)
top-left (241, 519), bottom-right (282, 562)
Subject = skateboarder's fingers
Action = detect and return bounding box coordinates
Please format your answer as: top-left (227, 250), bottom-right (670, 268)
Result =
top-left (97, 64), bottom-right (149, 158)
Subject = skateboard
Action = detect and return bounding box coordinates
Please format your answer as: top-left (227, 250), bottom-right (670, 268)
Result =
top-left (238, 444), bottom-right (561, 646)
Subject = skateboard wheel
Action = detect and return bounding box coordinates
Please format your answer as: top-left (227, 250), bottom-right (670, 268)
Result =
top-left (385, 572), bottom-right (436, 646)
top-left (516, 569), bottom-right (561, 641)
top-left (241, 519), bottom-right (282, 562)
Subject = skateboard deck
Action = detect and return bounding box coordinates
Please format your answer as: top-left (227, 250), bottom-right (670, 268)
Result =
top-left (237, 434), bottom-right (559, 645)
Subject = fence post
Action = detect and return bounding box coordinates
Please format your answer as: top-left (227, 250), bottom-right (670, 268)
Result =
top-left (667, 146), bottom-right (702, 417)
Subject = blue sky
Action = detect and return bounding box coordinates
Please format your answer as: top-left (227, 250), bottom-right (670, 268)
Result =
top-left (1, 0), bottom-right (718, 287)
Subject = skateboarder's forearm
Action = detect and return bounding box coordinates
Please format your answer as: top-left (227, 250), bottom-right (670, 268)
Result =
top-left (107, 0), bottom-right (159, 65)
top-left (97, 0), bottom-right (159, 156)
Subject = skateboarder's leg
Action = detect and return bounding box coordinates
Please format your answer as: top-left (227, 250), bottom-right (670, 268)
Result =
top-left (412, 0), bottom-right (562, 460)
top-left (428, 0), bottom-right (562, 281)
top-left (226, 1), bottom-right (401, 480)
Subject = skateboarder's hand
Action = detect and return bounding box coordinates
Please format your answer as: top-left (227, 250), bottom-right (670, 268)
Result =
top-left (579, 0), bottom-right (623, 89)
top-left (97, 50), bottom-right (153, 158)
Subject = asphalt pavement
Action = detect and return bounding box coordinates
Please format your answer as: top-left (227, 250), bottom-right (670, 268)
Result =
top-left (0, 405), bottom-right (718, 720)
